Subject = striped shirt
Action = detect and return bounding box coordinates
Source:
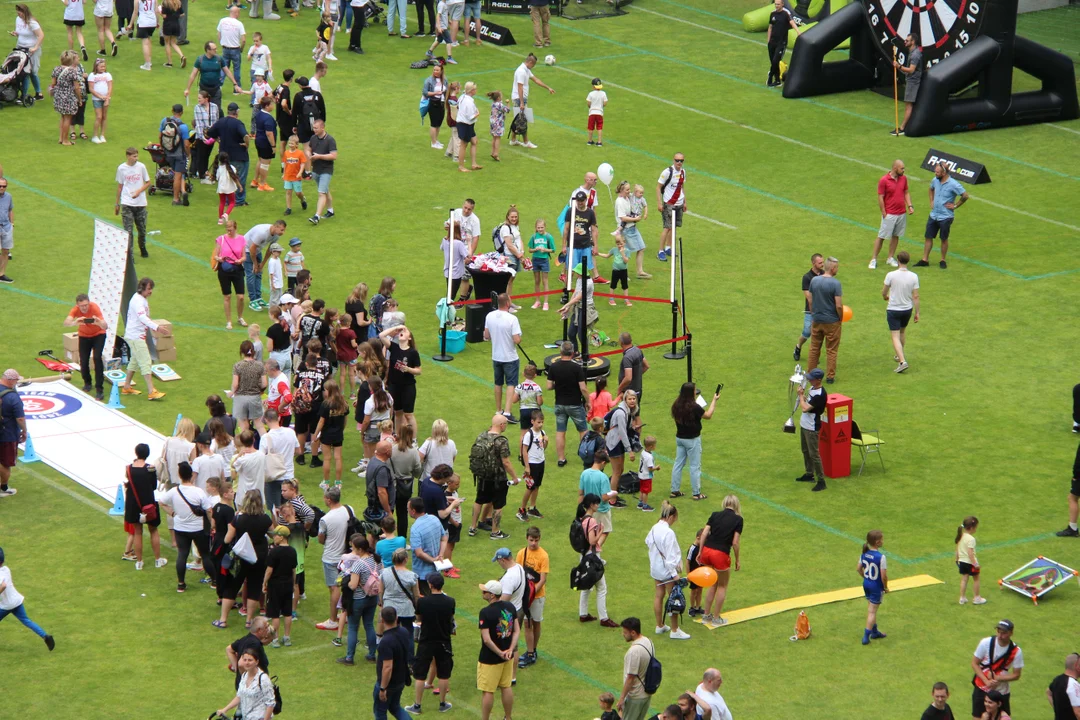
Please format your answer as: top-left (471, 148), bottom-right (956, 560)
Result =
top-left (349, 556), bottom-right (379, 598)
top-left (289, 493), bottom-right (315, 524)
top-left (193, 101), bottom-right (220, 140)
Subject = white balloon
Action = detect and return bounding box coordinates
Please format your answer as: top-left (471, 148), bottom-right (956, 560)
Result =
top-left (597, 162), bottom-right (614, 186)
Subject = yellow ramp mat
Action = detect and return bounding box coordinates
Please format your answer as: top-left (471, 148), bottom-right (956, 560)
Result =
top-left (695, 574), bottom-right (943, 628)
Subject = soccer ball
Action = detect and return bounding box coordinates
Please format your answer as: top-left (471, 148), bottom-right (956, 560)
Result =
top-left (544, 54), bottom-right (556, 66)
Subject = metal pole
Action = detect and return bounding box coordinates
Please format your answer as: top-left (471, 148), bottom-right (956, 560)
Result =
top-left (579, 276), bottom-right (589, 365)
top-left (433, 209), bottom-right (456, 362)
top-left (685, 333), bottom-right (693, 384)
top-left (664, 232), bottom-right (685, 360)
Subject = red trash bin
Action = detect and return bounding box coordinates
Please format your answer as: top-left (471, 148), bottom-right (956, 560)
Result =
top-left (819, 393), bottom-right (852, 478)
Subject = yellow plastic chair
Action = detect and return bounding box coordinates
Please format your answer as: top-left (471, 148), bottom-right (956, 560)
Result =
top-left (851, 420), bottom-right (885, 476)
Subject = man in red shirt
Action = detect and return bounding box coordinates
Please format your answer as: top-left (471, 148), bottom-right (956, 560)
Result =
top-left (869, 159), bottom-right (913, 270)
top-left (63, 294), bottom-right (109, 401)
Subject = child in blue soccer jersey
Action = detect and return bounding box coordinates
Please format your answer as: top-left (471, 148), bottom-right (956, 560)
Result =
top-left (858, 529), bottom-right (889, 645)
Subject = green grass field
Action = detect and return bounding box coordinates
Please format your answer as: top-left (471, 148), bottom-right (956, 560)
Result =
top-left (1, 0), bottom-right (1079, 717)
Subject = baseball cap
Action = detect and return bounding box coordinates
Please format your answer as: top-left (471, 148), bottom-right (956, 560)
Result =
top-left (272, 525), bottom-right (291, 538)
top-left (195, 431), bottom-right (212, 445)
top-left (479, 580), bottom-right (503, 596)
top-left (2, 369), bottom-right (19, 381)
top-left (807, 368), bottom-right (825, 380)
top-left (573, 190), bottom-right (587, 202)
top-left (288, 237), bottom-right (302, 247)
top-left (492, 548), bottom-right (512, 562)
top-left (268, 242), bottom-right (284, 253)
top-left (279, 293), bottom-right (298, 305)
top-left (591, 77), bottom-right (602, 89)
top-left (227, 102), bottom-right (240, 112)
top-left (996, 619), bottom-right (1014, 631)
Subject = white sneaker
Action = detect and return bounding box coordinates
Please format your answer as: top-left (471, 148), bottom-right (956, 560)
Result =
top-left (431, 141), bottom-right (444, 149)
top-left (523, 142), bottom-right (538, 149)
top-left (655, 625), bottom-right (670, 634)
top-left (140, 62), bottom-right (152, 71)
top-left (886, 257), bottom-right (899, 267)
top-left (958, 597), bottom-right (968, 605)
top-left (326, 53), bottom-right (338, 60)
top-left (508, 139), bottom-right (522, 147)
top-left (155, 557), bottom-right (168, 568)
top-left (201, 178), bottom-right (215, 185)
top-left (266, 12), bottom-right (281, 18)
top-left (972, 596), bottom-right (987, 605)
top-left (135, 561), bottom-right (144, 570)
top-left (91, 136), bottom-right (101, 143)
top-left (221, 213), bottom-right (229, 223)
top-left (868, 259), bottom-right (877, 269)
top-left (670, 628), bottom-right (691, 640)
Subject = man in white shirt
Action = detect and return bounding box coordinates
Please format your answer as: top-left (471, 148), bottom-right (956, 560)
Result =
top-left (217, 7), bottom-right (247, 92)
top-left (115, 147), bottom-right (153, 258)
top-left (261, 408), bottom-right (300, 512)
top-left (484, 293), bottom-right (522, 422)
top-left (656, 153), bottom-right (687, 261)
top-left (695, 668), bottom-right (733, 720)
top-left (881, 250), bottom-right (919, 374)
top-left (971, 620), bottom-right (1023, 720)
top-left (316, 485), bottom-right (350, 630)
top-left (121, 277), bottom-right (170, 400)
top-left (450, 198), bottom-right (481, 300)
top-left (508, 53), bottom-right (555, 150)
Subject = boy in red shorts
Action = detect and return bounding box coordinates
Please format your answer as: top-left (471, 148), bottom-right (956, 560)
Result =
top-left (586, 78), bottom-right (608, 147)
top-left (637, 435), bottom-right (659, 512)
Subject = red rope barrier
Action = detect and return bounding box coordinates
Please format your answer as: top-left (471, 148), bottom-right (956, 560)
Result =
top-left (591, 335), bottom-right (689, 358)
top-left (451, 289), bottom-right (565, 307)
top-left (592, 292), bottom-right (672, 304)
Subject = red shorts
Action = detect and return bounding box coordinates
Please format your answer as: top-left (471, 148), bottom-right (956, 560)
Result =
top-left (698, 546), bottom-right (732, 572)
top-left (588, 114), bottom-right (604, 131)
top-left (0, 441), bottom-right (16, 469)
top-left (638, 478), bottom-right (653, 494)
top-left (125, 522), bottom-right (137, 535)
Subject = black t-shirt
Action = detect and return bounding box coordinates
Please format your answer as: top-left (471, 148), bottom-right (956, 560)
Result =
top-left (769, 8), bottom-right (793, 41)
top-left (274, 84), bottom-right (292, 128)
top-left (477, 600), bottom-right (517, 665)
top-left (802, 268), bottom-right (821, 312)
top-left (124, 464), bottom-right (159, 523)
top-left (920, 704), bottom-right (955, 720)
top-left (620, 346), bottom-right (644, 395)
top-left (266, 322), bottom-right (290, 355)
top-left (233, 512), bottom-right (274, 561)
top-left (417, 592), bottom-right (456, 643)
top-left (299, 313), bottom-right (327, 349)
top-left (569, 207), bottom-right (597, 249)
top-left (377, 625), bottom-right (414, 689)
top-left (266, 543), bottom-right (297, 584)
top-left (213, 502), bottom-right (236, 549)
top-left (704, 509), bottom-right (743, 553)
top-left (319, 403), bottom-right (348, 442)
top-left (675, 404), bottom-right (705, 439)
top-left (388, 345), bottom-right (420, 387)
top-left (230, 633), bottom-right (269, 673)
top-left (296, 367), bottom-right (325, 405)
top-left (547, 358), bottom-right (585, 406)
top-left (1049, 674), bottom-right (1077, 720)
top-left (345, 300), bottom-right (369, 336)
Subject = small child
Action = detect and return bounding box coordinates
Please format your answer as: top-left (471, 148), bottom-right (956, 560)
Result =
top-left (598, 692), bottom-right (620, 720)
top-left (267, 244), bottom-right (285, 308)
top-left (426, 1), bottom-right (457, 65)
top-left (517, 409), bottom-right (547, 522)
top-left (378, 418), bottom-right (396, 444)
top-left (637, 435), bottom-right (660, 512)
top-left (579, 416), bottom-right (605, 469)
top-left (510, 363), bottom-right (543, 446)
top-left (443, 474), bottom-right (462, 577)
top-left (314, 11), bottom-right (333, 64)
top-left (285, 238), bottom-right (306, 293)
top-left (586, 78), bottom-right (609, 147)
top-left (212, 151), bottom-right (242, 224)
top-left (444, 82), bottom-right (461, 160)
top-left (381, 298), bottom-right (406, 338)
top-left (587, 376), bottom-right (614, 423)
top-left (686, 529), bottom-right (704, 616)
top-left (335, 312), bottom-right (358, 396)
top-left (247, 32), bottom-right (273, 86)
top-left (374, 515), bottom-right (406, 569)
top-left (598, 235), bottom-right (631, 306)
top-left (858, 530), bottom-right (888, 645)
top-left (487, 89), bottom-right (511, 162)
top-left (247, 323), bottom-right (263, 361)
top-left (528, 219), bottom-right (555, 310)
top-left (955, 516), bottom-right (985, 605)
top-left (282, 136), bottom-right (309, 217)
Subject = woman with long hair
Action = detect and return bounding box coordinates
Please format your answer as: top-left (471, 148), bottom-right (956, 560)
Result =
top-left (204, 393), bottom-right (239, 436)
top-left (498, 205), bottom-right (524, 302)
top-left (696, 494), bottom-right (742, 628)
top-left (669, 382), bottom-right (719, 501)
top-left (215, 647), bottom-right (276, 720)
top-left (390, 423), bottom-right (422, 537)
top-left (49, 50), bottom-right (83, 145)
top-left (157, 0), bottom-right (185, 68)
top-left (221, 489), bottom-right (273, 627)
top-left (418, 418), bottom-right (456, 478)
top-left (605, 389), bottom-right (639, 493)
top-left (422, 62), bottom-right (447, 149)
top-left (646, 501), bottom-right (689, 639)
top-left (360, 376), bottom-right (393, 466)
top-left (344, 282), bottom-right (372, 341)
top-left (214, 219), bottom-right (247, 329)
top-left (208, 417), bottom-right (236, 465)
top-left (337, 534), bottom-right (380, 665)
top-left (313, 379), bottom-right (348, 488)
top-left (378, 325), bottom-right (421, 437)
top-left (980, 690), bottom-right (1011, 720)
top-left (13, 4), bottom-right (45, 104)
top-left (349, 341), bottom-right (383, 474)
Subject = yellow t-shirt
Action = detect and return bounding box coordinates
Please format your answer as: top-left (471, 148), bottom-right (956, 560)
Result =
top-left (516, 546), bottom-right (550, 599)
top-left (956, 532), bottom-right (977, 565)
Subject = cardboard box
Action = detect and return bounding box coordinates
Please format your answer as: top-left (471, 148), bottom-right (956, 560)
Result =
top-left (155, 348), bottom-right (177, 363)
top-left (63, 332), bottom-right (79, 353)
top-left (152, 320), bottom-right (173, 338)
top-left (154, 335), bottom-right (176, 351)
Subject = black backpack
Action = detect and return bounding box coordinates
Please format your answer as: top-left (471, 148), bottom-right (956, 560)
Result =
top-left (639, 643), bottom-right (663, 695)
top-left (569, 551), bottom-right (604, 591)
top-left (602, 406), bottom-right (622, 433)
top-left (569, 515), bottom-right (590, 555)
top-left (300, 92), bottom-right (323, 129)
top-left (306, 503), bottom-right (324, 540)
top-left (617, 472), bottom-right (639, 495)
top-left (342, 505), bottom-right (364, 553)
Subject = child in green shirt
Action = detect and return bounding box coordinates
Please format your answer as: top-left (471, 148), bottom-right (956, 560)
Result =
top-left (528, 218), bottom-right (556, 311)
top-left (598, 235), bottom-right (631, 306)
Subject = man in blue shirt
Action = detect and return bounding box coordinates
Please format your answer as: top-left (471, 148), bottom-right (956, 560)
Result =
top-left (409, 497), bottom-right (447, 595)
top-left (159, 105), bottom-right (191, 206)
top-left (916, 162), bottom-right (969, 270)
top-left (0, 368), bottom-right (27, 497)
top-left (206, 102), bottom-right (251, 206)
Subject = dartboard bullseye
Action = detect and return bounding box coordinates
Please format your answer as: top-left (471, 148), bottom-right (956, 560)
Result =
top-left (863, 0), bottom-right (986, 66)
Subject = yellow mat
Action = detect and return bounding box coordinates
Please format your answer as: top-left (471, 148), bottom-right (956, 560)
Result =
top-left (694, 574), bottom-right (943, 628)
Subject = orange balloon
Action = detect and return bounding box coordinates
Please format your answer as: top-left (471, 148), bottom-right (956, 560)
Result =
top-left (688, 566), bottom-right (718, 587)
top-left (842, 305), bottom-right (853, 323)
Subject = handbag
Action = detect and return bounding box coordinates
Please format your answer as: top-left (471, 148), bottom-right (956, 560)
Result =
top-left (153, 450), bottom-right (171, 486)
top-left (127, 466), bottom-right (159, 523)
top-left (390, 565), bottom-right (417, 611)
top-left (176, 486), bottom-right (207, 517)
top-left (232, 531), bottom-right (257, 564)
top-left (264, 451), bottom-right (287, 482)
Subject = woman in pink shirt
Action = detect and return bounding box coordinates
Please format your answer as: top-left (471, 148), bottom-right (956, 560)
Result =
top-left (214, 220), bottom-right (248, 329)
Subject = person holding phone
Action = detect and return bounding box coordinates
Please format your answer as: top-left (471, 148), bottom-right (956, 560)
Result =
top-left (669, 382), bottom-right (719, 501)
top-left (64, 293), bottom-right (108, 401)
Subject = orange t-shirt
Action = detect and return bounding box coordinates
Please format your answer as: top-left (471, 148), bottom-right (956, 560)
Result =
top-left (69, 302), bottom-right (106, 338)
top-left (282, 149), bottom-right (308, 182)
top-left (587, 390), bottom-right (614, 422)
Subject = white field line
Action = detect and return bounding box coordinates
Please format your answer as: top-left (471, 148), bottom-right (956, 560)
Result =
top-left (687, 211), bottom-right (738, 230)
top-left (507, 148), bottom-right (546, 163)
top-left (633, 5), bottom-right (768, 47)
top-left (1048, 124), bottom-right (1080, 136)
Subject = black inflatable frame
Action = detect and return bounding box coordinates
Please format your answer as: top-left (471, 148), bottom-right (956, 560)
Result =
top-left (782, 0), bottom-right (1079, 136)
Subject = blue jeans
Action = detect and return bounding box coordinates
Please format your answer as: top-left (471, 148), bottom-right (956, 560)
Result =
top-left (221, 47), bottom-right (243, 89)
top-left (0, 603), bottom-right (47, 638)
top-left (233, 160), bottom-right (250, 205)
top-left (244, 249), bottom-right (263, 303)
top-left (21, 71), bottom-right (41, 98)
top-left (338, 4), bottom-right (353, 30)
top-left (671, 436), bottom-right (702, 495)
top-left (373, 682), bottom-right (410, 720)
top-left (386, 0), bottom-right (407, 33)
top-left (347, 594), bottom-right (378, 661)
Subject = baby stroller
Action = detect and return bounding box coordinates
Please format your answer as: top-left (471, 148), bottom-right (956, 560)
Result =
top-left (143, 143), bottom-right (193, 196)
top-left (0, 48), bottom-right (33, 107)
